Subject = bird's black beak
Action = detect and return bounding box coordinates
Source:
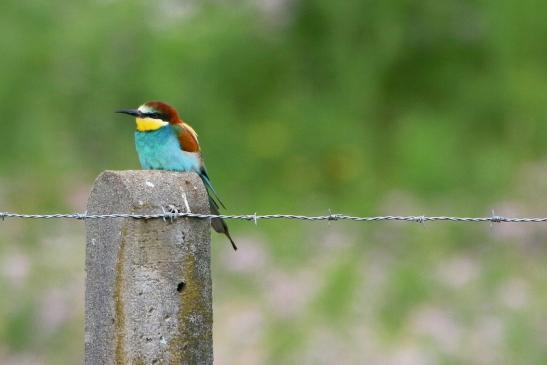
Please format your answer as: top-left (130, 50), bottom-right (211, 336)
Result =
top-left (115, 109), bottom-right (141, 117)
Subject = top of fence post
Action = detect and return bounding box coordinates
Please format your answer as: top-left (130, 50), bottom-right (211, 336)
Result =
top-left (84, 170), bottom-right (213, 365)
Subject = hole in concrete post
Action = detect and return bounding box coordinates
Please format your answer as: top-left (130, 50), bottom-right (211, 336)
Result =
top-left (177, 282), bottom-right (186, 292)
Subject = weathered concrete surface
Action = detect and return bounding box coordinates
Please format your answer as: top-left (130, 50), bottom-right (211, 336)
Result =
top-left (85, 171), bottom-right (212, 365)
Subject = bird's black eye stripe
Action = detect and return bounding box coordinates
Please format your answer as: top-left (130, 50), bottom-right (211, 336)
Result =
top-left (146, 112), bottom-right (165, 120)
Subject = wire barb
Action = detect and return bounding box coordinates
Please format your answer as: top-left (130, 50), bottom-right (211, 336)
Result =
top-left (160, 206), bottom-right (168, 223)
top-left (76, 211), bottom-right (88, 220)
top-left (161, 205), bottom-right (179, 223)
top-left (181, 193), bottom-right (191, 213)
top-left (490, 209), bottom-right (504, 223)
top-left (326, 209), bottom-right (339, 226)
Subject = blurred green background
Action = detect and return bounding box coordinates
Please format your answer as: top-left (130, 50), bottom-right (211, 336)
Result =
top-left (0, 0), bottom-right (546, 364)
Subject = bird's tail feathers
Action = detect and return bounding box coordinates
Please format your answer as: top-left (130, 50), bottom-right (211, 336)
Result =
top-left (200, 172), bottom-right (226, 209)
top-left (209, 196), bottom-right (237, 250)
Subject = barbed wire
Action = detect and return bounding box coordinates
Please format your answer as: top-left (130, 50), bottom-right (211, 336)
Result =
top-left (0, 210), bottom-right (546, 224)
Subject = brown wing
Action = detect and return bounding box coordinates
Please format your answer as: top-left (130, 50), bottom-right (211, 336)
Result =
top-left (174, 122), bottom-right (200, 152)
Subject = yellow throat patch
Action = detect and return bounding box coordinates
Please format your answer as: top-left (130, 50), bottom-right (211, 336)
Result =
top-left (135, 117), bottom-right (169, 132)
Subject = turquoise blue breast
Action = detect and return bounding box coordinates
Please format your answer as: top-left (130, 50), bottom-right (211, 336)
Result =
top-left (134, 125), bottom-right (200, 172)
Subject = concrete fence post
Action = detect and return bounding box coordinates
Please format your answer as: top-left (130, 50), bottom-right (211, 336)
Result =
top-left (85, 170), bottom-right (213, 365)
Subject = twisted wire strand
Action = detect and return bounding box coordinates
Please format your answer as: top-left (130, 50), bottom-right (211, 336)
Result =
top-left (0, 211), bottom-right (546, 223)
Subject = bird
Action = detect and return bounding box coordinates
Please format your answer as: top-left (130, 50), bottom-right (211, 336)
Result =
top-left (116, 101), bottom-right (237, 250)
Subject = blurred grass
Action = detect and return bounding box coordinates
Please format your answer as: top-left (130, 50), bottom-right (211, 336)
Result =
top-left (0, 0), bottom-right (546, 364)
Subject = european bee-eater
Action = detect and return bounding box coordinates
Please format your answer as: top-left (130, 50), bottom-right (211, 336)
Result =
top-left (116, 101), bottom-right (237, 250)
